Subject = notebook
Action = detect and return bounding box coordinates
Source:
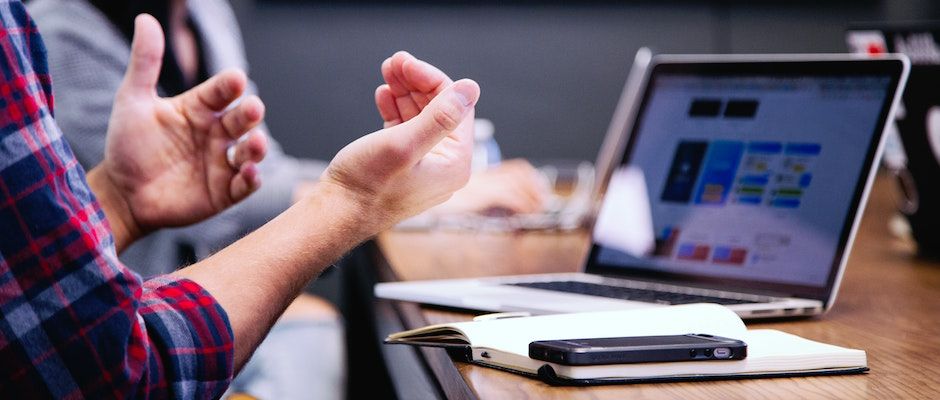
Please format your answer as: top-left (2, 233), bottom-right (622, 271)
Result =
top-left (385, 304), bottom-right (867, 385)
top-left (376, 54), bottom-right (910, 319)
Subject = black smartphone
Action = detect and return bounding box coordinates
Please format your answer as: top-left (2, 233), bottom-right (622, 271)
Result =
top-left (529, 334), bottom-right (747, 365)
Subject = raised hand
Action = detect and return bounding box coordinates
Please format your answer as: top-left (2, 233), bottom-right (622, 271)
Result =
top-left (374, 52), bottom-right (549, 216)
top-left (321, 78), bottom-right (481, 232)
top-left (174, 58), bottom-right (478, 366)
top-left (91, 14), bottom-right (267, 248)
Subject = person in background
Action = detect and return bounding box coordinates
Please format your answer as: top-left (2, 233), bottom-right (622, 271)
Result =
top-left (29, 0), bottom-right (547, 398)
top-left (1, 1), bottom-right (481, 396)
top-left (31, 0), bottom-right (548, 278)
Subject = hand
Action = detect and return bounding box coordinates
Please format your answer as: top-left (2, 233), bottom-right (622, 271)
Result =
top-left (375, 53), bottom-right (548, 216)
top-left (431, 159), bottom-right (550, 215)
top-left (320, 73), bottom-right (480, 233)
top-left (89, 15), bottom-right (267, 250)
top-left (176, 53), bottom-right (478, 368)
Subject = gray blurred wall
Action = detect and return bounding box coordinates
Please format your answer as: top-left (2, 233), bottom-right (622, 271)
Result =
top-left (230, 0), bottom-right (940, 164)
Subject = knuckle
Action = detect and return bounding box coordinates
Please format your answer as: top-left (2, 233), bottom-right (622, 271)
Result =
top-left (138, 51), bottom-right (161, 68)
top-left (430, 102), bottom-right (462, 132)
top-left (215, 82), bottom-right (231, 103)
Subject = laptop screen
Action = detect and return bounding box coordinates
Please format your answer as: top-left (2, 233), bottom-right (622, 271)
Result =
top-left (588, 59), bottom-right (904, 301)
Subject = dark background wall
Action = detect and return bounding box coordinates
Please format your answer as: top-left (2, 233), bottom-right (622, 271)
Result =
top-left (229, 0), bottom-right (940, 164)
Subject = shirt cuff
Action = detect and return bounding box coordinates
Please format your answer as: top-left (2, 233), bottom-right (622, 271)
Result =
top-left (139, 276), bottom-right (235, 398)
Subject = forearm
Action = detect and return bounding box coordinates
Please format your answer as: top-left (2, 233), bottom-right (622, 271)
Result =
top-left (173, 181), bottom-right (376, 369)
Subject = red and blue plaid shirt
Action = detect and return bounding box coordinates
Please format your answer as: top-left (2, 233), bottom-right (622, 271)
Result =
top-left (0, 1), bottom-right (234, 398)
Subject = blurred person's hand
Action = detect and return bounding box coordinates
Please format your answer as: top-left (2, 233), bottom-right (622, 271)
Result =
top-left (430, 159), bottom-right (550, 215)
top-left (88, 15), bottom-right (267, 251)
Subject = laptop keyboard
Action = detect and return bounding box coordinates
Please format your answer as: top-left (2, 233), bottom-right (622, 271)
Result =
top-left (507, 281), bottom-right (771, 306)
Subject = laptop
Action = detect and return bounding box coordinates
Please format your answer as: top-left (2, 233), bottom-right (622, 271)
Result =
top-left (376, 54), bottom-right (910, 319)
top-left (394, 48), bottom-right (655, 232)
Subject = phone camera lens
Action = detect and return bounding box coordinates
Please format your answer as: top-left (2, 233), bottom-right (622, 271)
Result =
top-left (704, 348), bottom-right (713, 357)
top-left (689, 349), bottom-right (697, 358)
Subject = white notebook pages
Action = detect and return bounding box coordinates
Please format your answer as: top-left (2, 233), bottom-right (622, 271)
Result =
top-left (386, 304), bottom-right (866, 382)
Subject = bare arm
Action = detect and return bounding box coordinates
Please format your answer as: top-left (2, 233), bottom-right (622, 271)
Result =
top-left (174, 182), bottom-right (367, 366)
top-left (94, 75), bottom-right (479, 370)
top-left (88, 15), bottom-right (480, 370)
top-left (177, 74), bottom-right (479, 367)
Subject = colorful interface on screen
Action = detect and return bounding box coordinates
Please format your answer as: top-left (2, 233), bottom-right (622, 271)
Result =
top-left (596, 73), bottom-right (892, 287)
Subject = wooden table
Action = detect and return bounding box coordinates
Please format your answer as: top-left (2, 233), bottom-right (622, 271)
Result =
top-left (377, 173), bottom-right (940, 399)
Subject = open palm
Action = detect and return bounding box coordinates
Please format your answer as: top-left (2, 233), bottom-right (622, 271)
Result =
top-left (100, 15), bottom-right (267, 233)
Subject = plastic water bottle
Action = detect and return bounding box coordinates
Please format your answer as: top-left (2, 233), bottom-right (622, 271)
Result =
top-left (472, 118), bottom-right (501, 172)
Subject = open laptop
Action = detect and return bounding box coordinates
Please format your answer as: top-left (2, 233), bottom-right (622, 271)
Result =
top-left (376, 54), bottom-right (910, 319)
top-left (395, 48), bottom-right (655, 232)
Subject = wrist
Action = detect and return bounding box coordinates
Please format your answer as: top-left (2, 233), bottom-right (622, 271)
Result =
top-left (301, 180), bottom-right (386, 241)
top-left (87, 165), bottom-right (144, 252)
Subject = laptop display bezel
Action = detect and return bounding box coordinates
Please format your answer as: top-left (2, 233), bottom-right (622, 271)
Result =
top-left (583, 55), bottom-right (908, 303)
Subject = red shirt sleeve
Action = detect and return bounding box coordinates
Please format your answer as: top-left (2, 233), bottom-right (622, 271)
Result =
top-left (0, 1), bottom-right (234, 398)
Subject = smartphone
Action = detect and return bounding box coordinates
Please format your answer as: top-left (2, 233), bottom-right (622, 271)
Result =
top-left (529, 334), bottom-right (747, 365)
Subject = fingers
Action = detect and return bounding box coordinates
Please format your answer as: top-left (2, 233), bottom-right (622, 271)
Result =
top-left (187, 69), bottom-right (249, 112)
top-left (121, 14), bottom-right (164, 95)
top-left (440, 164), bottom-right (545, 215)
top-left (483, 187), bottom-right (543, 214)
top-left (499, 160), bottom-right (550, 209)
top-left (381, 55), bottom-right (421, 120)
top-left (401, 55), bottom-right (451, 95)
top-left (503, 178), bottom-right (545, 213)
top-left (469, 161), bottom-right (548, 214)
top-left (375, 85), bottom-right (402, 128)
top-left (381, 52), bottom-right (414, 96)
top-left (226, 128), bottom-right (267, 205)
top-left (394, 91), bottom-right (422, 122)
top-left (219, 95), bottom-right (265, 139)
top-left (383, 51), bottom-right (450, 94)
top-left (379, 51), bottom-right (454, 123)
top-left (228, 130), bottom-right (268, 169)
top-left (229, 162), bottom-right (262, 203)
top-left (172, 70), bottom-right (263, 139)
top-left (387, 79), bottom-right (480, 162)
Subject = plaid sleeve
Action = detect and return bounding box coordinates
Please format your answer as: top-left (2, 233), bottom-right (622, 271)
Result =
top-left (0, 1), bottom-right (234, 398)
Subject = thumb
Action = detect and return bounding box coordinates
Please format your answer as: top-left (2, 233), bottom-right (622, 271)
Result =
top-left (121, 14), bottom-right (165, 95)
top-left (387, 79), bottom-right (480, 160)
